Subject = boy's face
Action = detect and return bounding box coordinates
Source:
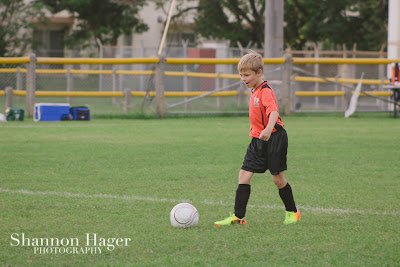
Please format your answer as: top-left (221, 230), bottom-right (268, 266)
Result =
top-left (239, 68), bottom-right (262, 89)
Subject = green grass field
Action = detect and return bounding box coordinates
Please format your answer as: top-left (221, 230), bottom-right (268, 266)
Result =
top-left (1, 113), bottom-right (399, 266)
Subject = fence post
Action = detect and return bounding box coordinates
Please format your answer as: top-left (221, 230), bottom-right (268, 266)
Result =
top-left (67, 65), bottom-right (73, 103)
top-left (313, 43), bottom-right (320, 109)
top-left (281, 54), bottom-right (292, 115)
top-left (119, 46), bottom-right (123, 93)
top-left (334, 75), bottom-right (340, 110)
top-left (5, 86), bottom-right (13, 109)
top-left (16, 67), bottom-right (22, 102)
top-left (140, 41), bottom-right (146, 91)
top-left (26, 53), bottom-right (36, 117)
top-left (123, 88), bottom-right (131, 114)
top-left (216, 73), bottom-right (223, 109)
top-left (340, 44), bottom-right (354, 111)
top-left (112, 66), bottom-right (118, 105)
top-left (155, 57), bottom-right (165, 118)
top-left (378, 45), bottom-right (386, 111)
top-left (237, 84), bottom-right (245, 107)
top-left (183, 71), bottom-right (190, 110)
top-left (182, 40), bottom-right (190, 110)
top-left (344, 88), bottom-right (351, 110)
top-left (97, 38), bottom-right (104, 92)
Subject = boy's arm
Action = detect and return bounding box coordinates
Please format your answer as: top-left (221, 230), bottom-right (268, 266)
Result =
top-left (259, 110), bottom-right (279, 141)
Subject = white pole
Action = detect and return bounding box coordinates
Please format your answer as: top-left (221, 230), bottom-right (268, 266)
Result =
top-left (157, 0), bottom-right (176, 56)
top-left (264, 0), bottom-right (284, 59)
top-left (387, 0), bottom-right (400, 77)
top-left (264, 0), bottom-right (284, 106)
top-left (96, 38), bottom-right (104, 91)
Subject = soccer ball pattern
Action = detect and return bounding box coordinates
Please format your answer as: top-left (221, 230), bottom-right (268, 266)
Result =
top-left (170, 203), bottom-right (199, 228)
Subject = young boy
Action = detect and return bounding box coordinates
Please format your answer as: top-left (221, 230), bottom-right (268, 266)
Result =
top-left (214, 50), bottom-right (300, 226)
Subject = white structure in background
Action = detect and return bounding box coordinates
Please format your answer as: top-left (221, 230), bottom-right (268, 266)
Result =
top-left (116, 0), bottom-right (202, 55)
top-left (388, 0), bottom-right (400, 77)
top-left (22, 0), bottom-right (228, 58)
top-left (32, 9), bottom-right (75, 57)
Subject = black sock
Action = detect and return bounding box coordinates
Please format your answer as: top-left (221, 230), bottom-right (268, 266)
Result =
top-left (279, 183), bottom-right (297, 212)
top-left (234, 184), bottom-right (251, 219)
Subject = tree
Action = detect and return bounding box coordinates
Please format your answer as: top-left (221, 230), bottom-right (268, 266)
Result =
top-left (36, 0), bottom-right (149, 48)
top-left (284, 0), bottom-right (388, 51)
top-left (285, 0), bottom-right (352, 50)
top-left (355, 0), bottom-right (388, 51)
top-left (0, 0), bottom-right (43, 57)
top-left (194, 0), bottom-right (265, 47)
top-left (157, 0), bottom-right (388, 51)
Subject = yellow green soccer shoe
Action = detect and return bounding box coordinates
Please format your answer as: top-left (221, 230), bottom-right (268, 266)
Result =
top-left (214, 213), bottom-right (246, 226)
top-left (284, 209), bottom-right (301, 225)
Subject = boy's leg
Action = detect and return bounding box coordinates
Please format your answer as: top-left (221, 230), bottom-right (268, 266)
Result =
top-left (273, 171), bottom-right (297, 212)
top-left (214, 169), bottom-right (253, 226)
top-left (273, 171), bottom-right (301, 224)
top-left (235, 169), bottom-right (254, 219)
top-left (215, 137), bottom-right (261, 226)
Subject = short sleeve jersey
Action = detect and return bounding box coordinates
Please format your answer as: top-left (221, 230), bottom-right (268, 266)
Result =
top-left (248, 81), bottom-right (284, 138)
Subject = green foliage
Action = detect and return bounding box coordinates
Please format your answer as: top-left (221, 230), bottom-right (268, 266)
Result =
top-left (164, 0), bottom-right (388, 51)
top-left (0, 0), bottom-right (44, 56)
top-left (356, 0), bottom-right (388, 51)
top-left (194, 0), bottom-right (265, 47)
top-left (0, 0), bottom-right (390, 57)
top-left (284, 0), bottom-right (388, 51)
top-left (35, 0), bottom-right (148, 47)
top-left (285, 0), bottom-right (352, 49)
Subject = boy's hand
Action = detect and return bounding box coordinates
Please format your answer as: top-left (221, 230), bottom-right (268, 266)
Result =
top-left (259, 129), bottom-right (272, 141)
top-left (259, 110), bottom-right (279, 141)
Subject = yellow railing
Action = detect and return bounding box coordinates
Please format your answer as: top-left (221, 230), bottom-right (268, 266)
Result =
top-left (0, 68), bottom-right (27, 73)
top-left (9, 90), bottom-right (239, 97)
top-left (0, 57), bottom-right (30, 64)
top-left (292, 58), bottom-right (398, 65)
top-left (1, 56), bottom-right (400, 65)
top-left (7, 89), bottom-right (392, 98)
top-left (295, 91), bottom-right (392, 97)
top-left (0, 68), bottom-right (392, 85)
top-left (164, 57), bottom-right (286, 64)
top-left (0, 56), bottom-right (396, 114)
top-left (294, 76), bottom-right (391, 85)
top-left (36, 57), bottom-right (160, 65)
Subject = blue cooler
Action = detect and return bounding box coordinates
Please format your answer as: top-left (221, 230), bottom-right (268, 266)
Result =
top-left (34, 103), bottom-right (71, 122)
top-left (70, 106), bottom-right (90, 120)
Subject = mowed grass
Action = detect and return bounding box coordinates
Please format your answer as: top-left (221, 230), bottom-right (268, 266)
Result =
top-left (0, 113), bottom-right (399, 266)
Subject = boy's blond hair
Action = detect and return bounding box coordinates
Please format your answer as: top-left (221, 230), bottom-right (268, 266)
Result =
top-left (237, 50), bottom-right (263, 73)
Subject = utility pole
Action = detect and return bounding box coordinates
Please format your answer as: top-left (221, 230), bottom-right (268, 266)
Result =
top-left (264, 0), bottom-right (285, 106)
top-left (264, 0), bottom-right (283, 71)
top-left (388, 0), bottom-right (400, 77)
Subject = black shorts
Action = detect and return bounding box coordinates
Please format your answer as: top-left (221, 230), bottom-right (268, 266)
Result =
top-left (241, 128), bottom-right (288, 175)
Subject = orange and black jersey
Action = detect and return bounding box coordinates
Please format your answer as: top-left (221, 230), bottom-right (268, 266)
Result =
top-left (248, 81), bottom-right (284, 138)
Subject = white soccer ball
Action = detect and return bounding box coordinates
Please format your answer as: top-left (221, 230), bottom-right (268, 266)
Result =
top-left (170, 203), bottom-right (199, 228)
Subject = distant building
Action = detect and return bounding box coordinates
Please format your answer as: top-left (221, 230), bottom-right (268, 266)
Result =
top-left (19, 0), bottom-right (227, 58)
top-left (31, 9), bottom-right (74, 57)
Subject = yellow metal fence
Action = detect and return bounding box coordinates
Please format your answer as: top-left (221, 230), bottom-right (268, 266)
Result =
top-left (0, 55), bottom-right (398, 117)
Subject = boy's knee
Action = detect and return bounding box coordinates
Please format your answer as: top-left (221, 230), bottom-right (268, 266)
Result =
top-left (239, 169), bottom-right (253, 184)
top-left (272, 172), bottom-right (287, 188)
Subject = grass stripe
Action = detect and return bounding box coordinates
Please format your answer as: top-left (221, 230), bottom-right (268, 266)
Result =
top-left (1, 187), bottom-right (398, 216)
top-left (0, 123), bottom-right (120, 129)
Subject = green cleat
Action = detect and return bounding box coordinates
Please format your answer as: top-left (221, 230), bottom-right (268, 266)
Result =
top-left (214, 213), bottom-right (246, 226)
top-left (284, 209), bottom-right (301, 225)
